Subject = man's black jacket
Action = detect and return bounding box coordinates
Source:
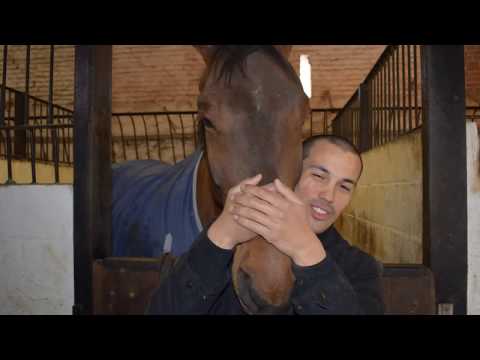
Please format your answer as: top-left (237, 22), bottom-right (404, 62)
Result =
top-left (147, 226), bottom-right (385, 314)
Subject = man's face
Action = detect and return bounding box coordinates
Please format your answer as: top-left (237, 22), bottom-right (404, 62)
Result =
top-left (294, 140), bottom-right (362, 234)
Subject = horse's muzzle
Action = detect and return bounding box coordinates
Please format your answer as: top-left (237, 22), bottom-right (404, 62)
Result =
top-left (236, 268), bottom-right (291, 315)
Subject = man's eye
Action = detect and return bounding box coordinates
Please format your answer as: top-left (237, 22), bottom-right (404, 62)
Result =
top-left (313, 173), bottom-right (325, 180)
top-left (341, 185), bottom-right (352, 192)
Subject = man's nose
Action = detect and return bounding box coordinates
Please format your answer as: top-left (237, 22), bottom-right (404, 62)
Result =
top-left (319, 183), bottom-right (335, 203)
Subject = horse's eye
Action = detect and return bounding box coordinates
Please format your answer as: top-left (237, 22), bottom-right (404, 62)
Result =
top-left (203, 117), bottom-right (215, 129)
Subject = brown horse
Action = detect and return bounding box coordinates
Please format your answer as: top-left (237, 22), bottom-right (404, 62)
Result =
top-left (193, 45), bottom-right (310, 313)
top-left (112, 45), bottom-right (309, 314)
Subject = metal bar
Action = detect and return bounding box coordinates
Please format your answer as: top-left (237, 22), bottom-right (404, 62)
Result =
top-left (113, 110), bottom-right (197, 117)
top-left (166, 113), bottom-right (177, 163)
top-left (414, 45), bottom-right (420, 127)
top-left (192, 114), bottom-right (198, 148)
top-left (388, 50), bottom-right (392, 142)
top-left (8, 88), bottom-right (12, 125)
top-left (362, 82), bottom-right (371, 151)
top-left (421, 45), bottom-right (467, 315)
top-left (153, 114), bottom-right (162, 161)
top-left (141, 114), bottom-right (151, 160)
top-left (0, 45), bottom-right (7, 127)
top-left (116, 115), bottom-right (127, 161)
top-left (14, 92), bottom-right (27, 158)
top-left (48, 45), bottom-right (59, 180)
top-left (402, 45), bottom-right (407, 132)
top-left (73, 45), bottom-right (112, 315)
top-left (396, 46), bottom-right (401, 136)
top-left (129, 115), bottom-right (139, 160)
top-left (2, 123), bottom-right (73, 130)
top-left (30, 127), bottom-right (36, 183)
top-left (60, 112), bottom-right (68, 163)
top-left (179, 114), bottom-right (186, 159)
top-left (5, 128), bottom-right (13, 183)
top-left (68, 110), bottom-right (72, 164)
top-left (408, 45), bottom-right (412, 131)
top-left (48, 46), bottom-right (55, 125)
top-left (382, 58), bottom-right (386, 145)
top-left (323, 111), bottom-right (327, 135)
top-left (310, 110), bottom-right (313, 137)
top-left (40, 103), bottom-right (46, 160)
top-left (24, 45), bottom-right (31, 126)
top-left (53, 126), bottom-right (59, 183)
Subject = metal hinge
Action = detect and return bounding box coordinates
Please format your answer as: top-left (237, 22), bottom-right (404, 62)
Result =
top-left (72, 304), bottom-right (84, 315)
top-left (438, 303), bottom-right (454, 315)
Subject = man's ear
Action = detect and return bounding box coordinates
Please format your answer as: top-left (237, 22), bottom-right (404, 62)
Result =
top-left (193, 45), bottom-right (219, 64)
top-left (273, 45), bottom-right (293, 60)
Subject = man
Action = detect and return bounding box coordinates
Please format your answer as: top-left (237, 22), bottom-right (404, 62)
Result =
top-left (147, 135), bottom-right (384, 314)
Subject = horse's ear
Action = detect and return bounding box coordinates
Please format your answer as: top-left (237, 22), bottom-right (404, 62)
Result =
top-left (273, 45), bottom-right (293, 60)
top-left (193, 45), bottom-right (218, 64)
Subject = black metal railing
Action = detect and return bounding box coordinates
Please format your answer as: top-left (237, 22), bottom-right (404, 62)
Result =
top-left (331, 45), bottom-right (423, 152)
top-left (0, 123), bottom-right (73, 184)
top-left (111, 111), bottom-right (198, 164)
top-left (0, 86), bottom-right (74, 164)
top-left (1, 45), bottom-right (74, 166)
top-left (111, 109), bottom-right (341, 165)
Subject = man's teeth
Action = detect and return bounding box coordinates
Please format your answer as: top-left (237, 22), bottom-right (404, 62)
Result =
top-left (312, 206), bottom-right (327, 215)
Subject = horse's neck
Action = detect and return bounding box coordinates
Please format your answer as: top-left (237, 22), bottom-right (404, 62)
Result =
top-left (196, 154), bottom-right (223, 227)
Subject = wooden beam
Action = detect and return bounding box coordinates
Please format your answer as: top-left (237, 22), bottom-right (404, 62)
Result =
top-left (421, 45), bottom-right (467, 315)
top-left (73, 45), bottom-right (112, 315)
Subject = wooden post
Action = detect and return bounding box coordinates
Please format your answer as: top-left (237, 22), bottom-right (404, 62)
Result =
top-left (421, 45), bottom-right (467, 315)
top-left (73, 45), bottom-right (112, 315)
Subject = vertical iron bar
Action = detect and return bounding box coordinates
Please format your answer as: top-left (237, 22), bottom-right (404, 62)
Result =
top-left (396, 46), bottom-right (401, 136)
top-left (30, 127), bottom-right (36, 183)
top-left (382, 59), bottom-right (386, 145)
top-left (0, 45), bottom-right (7, 127)
top-left (414, 45), bottom-right (420, 127)
top-left (141, 114), bottom-right (151, 160)
top-left (402, 45), bottom-right (407, 132)
top-left (387, 51), bottom-right (392, 143)
top-left (116, 116), bottom-right (126, 161)
top-left (408, 45), bottom-right (412, 130)
top-left (179, 114), bottom-right (186, 159)
top-left (192, 114), bottom-right (197, 148)
top-left (154, 114), bottom-right (162, 161)
top-left (166, 113), bottom-right (176, 164)
top-left (129, 115), bottom-right (139, 160)
top-left (5, 127), bottom-right (13, 183)
top-left (24, 45), bottom-right (30, 126)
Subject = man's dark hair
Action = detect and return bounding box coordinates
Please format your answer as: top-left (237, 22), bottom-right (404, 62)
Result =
top-left (302, 135), bottom-right (364, 177)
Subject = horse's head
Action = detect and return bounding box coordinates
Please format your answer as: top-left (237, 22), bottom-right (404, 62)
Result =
top-left (194, 45), bottom-right (310, 314)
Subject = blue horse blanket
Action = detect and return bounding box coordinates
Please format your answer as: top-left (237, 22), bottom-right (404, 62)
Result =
top-left (112, 150), bottom-right (204, 257)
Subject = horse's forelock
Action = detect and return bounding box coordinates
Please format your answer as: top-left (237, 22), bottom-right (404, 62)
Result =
top-left (201, 46), bottom-right (300, 88)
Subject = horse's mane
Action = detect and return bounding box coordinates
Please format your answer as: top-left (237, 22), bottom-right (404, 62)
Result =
top-left (196, 45), bottom-right (300, 149)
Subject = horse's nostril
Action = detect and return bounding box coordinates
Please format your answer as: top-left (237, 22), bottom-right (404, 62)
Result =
top-left (238, 268), bottom-right (251, 285)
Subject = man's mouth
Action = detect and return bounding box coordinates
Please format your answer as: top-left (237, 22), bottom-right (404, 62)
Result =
top-left (310, 202), bottom-right (333, 221)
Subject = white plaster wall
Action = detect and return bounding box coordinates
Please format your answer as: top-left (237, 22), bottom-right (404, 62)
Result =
top-left (467, 122), bottom-right (480, 315)
top-left (0, 185), bottom-right (73, 314)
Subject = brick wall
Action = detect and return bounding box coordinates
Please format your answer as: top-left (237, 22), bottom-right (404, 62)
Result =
top-left (1, 45), bottom-right (477, 112)
top-left (465, 45), bottom-right (480, 106)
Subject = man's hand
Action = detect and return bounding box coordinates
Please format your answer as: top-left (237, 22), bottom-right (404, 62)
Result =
top-left (207, 174), bottom-right (262, 250)
top-left (230, 179), bottom-right (326, 267)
